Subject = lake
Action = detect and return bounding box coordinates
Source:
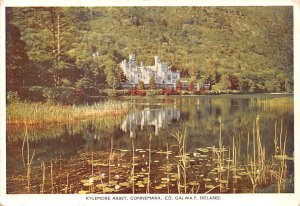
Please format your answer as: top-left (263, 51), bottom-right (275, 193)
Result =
top-left (6, 94), bottom-right (294, 194)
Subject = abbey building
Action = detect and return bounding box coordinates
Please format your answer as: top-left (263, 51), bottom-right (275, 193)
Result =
top-left (120, 54), bottom-right (180, 88)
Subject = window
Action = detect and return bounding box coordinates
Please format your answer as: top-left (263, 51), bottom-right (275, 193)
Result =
top-left (167, 74), bottom-right (171, 81)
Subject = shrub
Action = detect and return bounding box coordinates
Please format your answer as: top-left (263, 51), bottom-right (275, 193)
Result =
top-left (137, 90), bottom-right (146, 96)
top-left (58, 87), bottom-right (77, 105)
top-left (181, 90), bottom-right (193, 95)
top-left (137, 81), bottom-right (145, 90)
top-left (176, 80), bottom-right (183, 91)
top-left (75, 77), bottom-right (97, 95)
top-left (149, 76), bottom-right (156, 89)
top-left (189, 82), bottom-right (195, 91)
top-left (161, 87), bottom-right (179, 95)
top-left (128, 88), bottom-right (137, 95)
top-left (146, 89), bottom-right (160, 96)
top-left (42, 88), bottom-right (59, 103)
top-left (7, 91), bottom-right (20, 103)
top-left (28, 86), bottom-right (44, 101)
top-left (105, 89), bottom-right (117, 97)
top-left (116, 90), bottom-right (129, 96)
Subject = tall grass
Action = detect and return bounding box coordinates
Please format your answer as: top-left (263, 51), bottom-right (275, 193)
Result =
top-left (131, 136), bottom-right (135, 194)
top-left (21, 125), bottom-right (35, 192)
top-left (147, 134), bottom-right (152, 194)
top-left (7, 100), bottom-right (130, 125)
top-left (171, 129), bottom-right (188, 194)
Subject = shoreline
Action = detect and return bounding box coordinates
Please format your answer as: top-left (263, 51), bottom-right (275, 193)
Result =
top-left (6, 93), bottom-right (293, 126)
top-left (117, 92), bottom-right (293, 98)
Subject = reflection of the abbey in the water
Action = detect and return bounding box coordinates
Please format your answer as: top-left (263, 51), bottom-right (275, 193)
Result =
top-left (121, 108), bottom-right (180, 137)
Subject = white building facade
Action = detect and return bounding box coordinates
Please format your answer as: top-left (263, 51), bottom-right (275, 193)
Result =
top-left (120, 54), bottom-right (180, 88)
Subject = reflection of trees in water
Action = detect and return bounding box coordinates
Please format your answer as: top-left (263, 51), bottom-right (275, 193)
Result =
top-left (7, 116), bottom-right (124, 165)
top-left (176, 97), bottom-right (294, 158)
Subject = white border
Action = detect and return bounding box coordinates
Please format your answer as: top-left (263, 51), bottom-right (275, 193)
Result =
top-left (0, 1), bottom-right (299, 206)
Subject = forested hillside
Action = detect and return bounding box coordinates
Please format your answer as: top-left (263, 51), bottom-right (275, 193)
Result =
top-left (6, 7), bottom-right (293, 102)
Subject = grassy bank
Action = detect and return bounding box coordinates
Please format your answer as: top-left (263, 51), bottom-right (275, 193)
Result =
top-left (103, 89), bottom-right (293, 97)
top-left (7, 100), bottom-right (130, 126)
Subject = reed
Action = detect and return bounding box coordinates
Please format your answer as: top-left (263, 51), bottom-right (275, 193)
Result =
top-left (245, 115), bottom-right (268, 192)
top-left (166, 143), bottom-right (170, 194)
top-left (147, 134), bottom-right (152, 194)
top-left (65, 173), bottom-right (69, 194)
top-left (177, 164), bottom-right (181, 194)
top-left (247, 132), bottom-right (250, 162)
top-left (270, 118), bottom-right (288, 193)
top-left (274, 120), bottom-right (278, 156)
top-left (131, 136), bottom-right (135, 194)
top-left (219, 117), bottom-right (222, 150)
top-left (108, 137), bottom-right (113, 183)
top-left (41, 161), bottom-right (45, 194)
top-left (217, 118), bottom-right (225, 193)
top-left (50, 160), bottom-right (54, 194)
top-left (7, 100), bottom-right (130, 126)
top-left (21, 124), bottom-right (35, 192)
top-left (171, 129), bottom-right (188, 194)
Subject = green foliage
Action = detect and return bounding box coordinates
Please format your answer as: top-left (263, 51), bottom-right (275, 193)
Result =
top-left (118, 70), bottom-right (127, 84)
top-left (42, 88), bottom-right (59, 103)
top-left (58, 87), bottom-right (77, 104)
top-left (28, 86), bottom-right (44, 101)
top-left (7, 100), bottom-right (129, 124)
top-left (7, 6), bottom-right (293, 102)
top-left (149, 76), bottom-right (156, 89)
top-left (146, 89), bottom-right (160, 96)
top-left (6, 8), bottom-right (32, 92)
top-left (189, 78), bottom-right (195, 91)
top-left (105, 89), bottom-right (117, 97)
top-left (137, 80), bottom-right (145, 90)
top-left (7, 91), bottom-right (20, 103)
top-left (213, 74), bottom-right (231, 91)
top-left (75, 77), bottom-right (97, 95)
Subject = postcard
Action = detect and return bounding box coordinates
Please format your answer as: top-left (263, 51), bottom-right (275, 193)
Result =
top-left (0, 0), bottom-right (299, 206)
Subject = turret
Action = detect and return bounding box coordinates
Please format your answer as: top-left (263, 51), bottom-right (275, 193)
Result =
top-left (154, 56), bottom-right (160, 67)
top-left (129, 54), bottom-right (136, 64)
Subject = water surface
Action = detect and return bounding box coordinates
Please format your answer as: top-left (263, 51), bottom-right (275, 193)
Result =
top-left (7, 94), bottom-right (294, 194)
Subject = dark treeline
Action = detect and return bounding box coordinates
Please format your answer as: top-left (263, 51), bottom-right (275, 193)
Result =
top-left (6, 7), bottom-right (293, 103)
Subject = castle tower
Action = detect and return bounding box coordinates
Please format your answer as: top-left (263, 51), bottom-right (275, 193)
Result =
top-left (154, 56), bottom-right (160, 67)
top-left (129, 54), bottom-right (136, 64)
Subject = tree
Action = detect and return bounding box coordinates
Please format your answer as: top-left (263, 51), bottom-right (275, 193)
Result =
top-left (149, 76), bottom-right (156, 89)
top-left (118, 69), bottom-right (127, 84)
top-left (7, 7), bottom-right (293, 99)
top-left (188, 77), bottom-right (196, 91)
top-left (176, 80), bottom-right (183, 91)
top-left (137, 80), bottom-right (144, 90)
top-left (6, 8), bottom-right (31, 92)
top-left (228, 74), bottom-right (239, 90)
top-left (219, 74), bottom-right (231, 90)
top-left (103, 58), bottom-right (121, 89)
top-left (106, 71), bottom-right (119, 89)
top-left (75, 77), bottom-right (96, 94)
top-left (188, 81), bottom-right (195, 91)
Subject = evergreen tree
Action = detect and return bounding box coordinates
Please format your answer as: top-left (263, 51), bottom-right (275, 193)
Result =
top-left (137, 81), bottom-right (144, 90)
top-left (6, 8), bottom-right (31, 92)
top-left (149, 76), bottom-right (156, 89)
